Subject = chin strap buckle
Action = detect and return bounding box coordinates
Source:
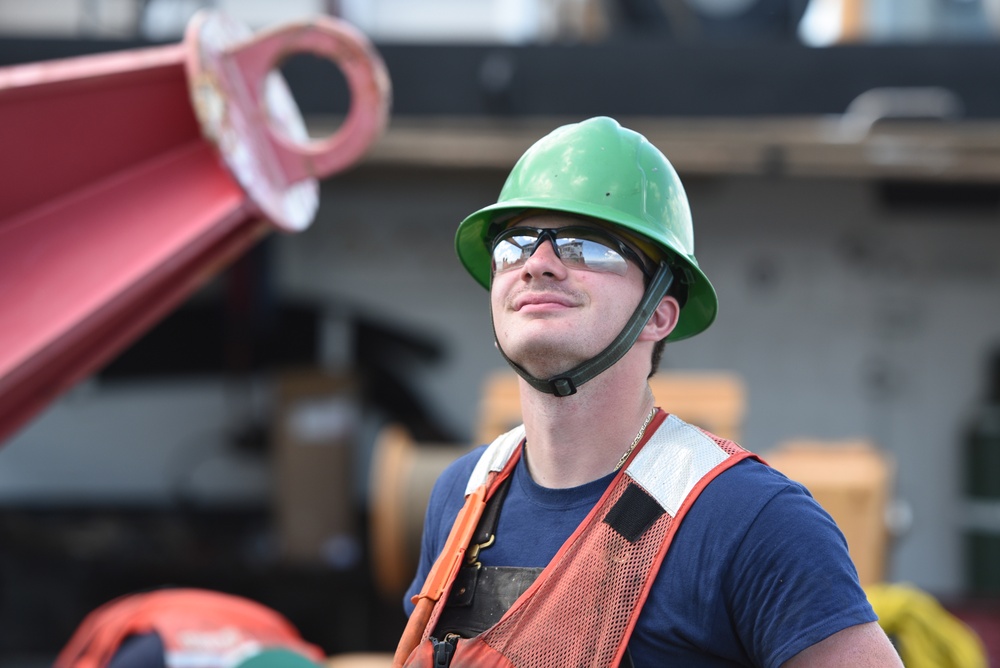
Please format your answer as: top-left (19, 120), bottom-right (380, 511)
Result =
top-left (550, 377), bottom-right (577, 397)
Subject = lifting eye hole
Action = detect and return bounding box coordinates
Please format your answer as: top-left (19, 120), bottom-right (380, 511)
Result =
top-left (275, 52), bottom-right (350, 142)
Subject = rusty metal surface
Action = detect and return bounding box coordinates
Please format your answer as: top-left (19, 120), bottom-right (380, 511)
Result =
top-left (0, 11), bottom-right (391, 444)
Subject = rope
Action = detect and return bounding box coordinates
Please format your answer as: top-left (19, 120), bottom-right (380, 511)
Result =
top-left (866, 583), bottom-right (988, 668)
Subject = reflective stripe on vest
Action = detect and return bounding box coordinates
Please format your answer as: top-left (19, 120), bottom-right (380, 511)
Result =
top-left (404, 412), bottom-right (756, 668)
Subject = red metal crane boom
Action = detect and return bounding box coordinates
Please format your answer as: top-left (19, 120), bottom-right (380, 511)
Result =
top-left (0, 11), bottom-right (391, 444)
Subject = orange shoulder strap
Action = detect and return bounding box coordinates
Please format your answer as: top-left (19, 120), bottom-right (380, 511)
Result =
top-left (392, 426), bottom-right (525, 667)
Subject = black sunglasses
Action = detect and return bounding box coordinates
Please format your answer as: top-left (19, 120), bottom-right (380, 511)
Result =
top-left (491, 226), bottom-right (652, 279)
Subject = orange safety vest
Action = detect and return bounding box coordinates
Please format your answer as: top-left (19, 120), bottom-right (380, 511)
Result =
top-left (55, 588), bottom-right (325, 668)
top-left (397, 411), bottom-right (757, 667)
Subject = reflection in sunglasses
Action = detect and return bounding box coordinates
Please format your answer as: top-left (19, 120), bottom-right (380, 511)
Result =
top-left (491, 226), bottom-right (646, 278)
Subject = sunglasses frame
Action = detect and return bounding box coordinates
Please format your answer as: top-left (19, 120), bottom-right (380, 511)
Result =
top-left (490, 225), bottom-right (652, 280)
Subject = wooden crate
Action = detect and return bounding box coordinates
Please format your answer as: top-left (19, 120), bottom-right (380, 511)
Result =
top-left (475, 370), bottom-right (746, 446)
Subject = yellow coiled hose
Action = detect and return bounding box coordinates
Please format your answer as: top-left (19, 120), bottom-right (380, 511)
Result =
top-left (865, 583), bottom-right (988, 668)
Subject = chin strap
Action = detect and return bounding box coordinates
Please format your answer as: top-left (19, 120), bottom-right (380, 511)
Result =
top-left (495, 262), bottom-right (675, 397)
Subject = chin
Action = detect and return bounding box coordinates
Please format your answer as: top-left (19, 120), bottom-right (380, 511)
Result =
top-left (505, 343), bottom-right (592, 379)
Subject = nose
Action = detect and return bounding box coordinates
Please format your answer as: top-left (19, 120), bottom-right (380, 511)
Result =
top-left (521, 237), bottom-right (568, 279)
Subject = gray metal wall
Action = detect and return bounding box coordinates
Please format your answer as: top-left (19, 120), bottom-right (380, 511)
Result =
top-left (3, 163), bottom-right (998, 597)
top-left (283, 165), bottom-right (1000, 595)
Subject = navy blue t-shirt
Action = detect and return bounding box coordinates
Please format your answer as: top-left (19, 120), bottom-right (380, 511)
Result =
top-left (404, 435), bottom-right (877, 668)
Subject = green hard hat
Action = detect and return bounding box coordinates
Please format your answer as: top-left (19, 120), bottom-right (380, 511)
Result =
top-left (455, 116), bottom-right (718, 341)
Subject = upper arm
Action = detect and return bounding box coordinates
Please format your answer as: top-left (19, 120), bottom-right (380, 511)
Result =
top-left (722, 483), bottom-right (880, 665)
top-left (780, 622), bottom-right (903, 668)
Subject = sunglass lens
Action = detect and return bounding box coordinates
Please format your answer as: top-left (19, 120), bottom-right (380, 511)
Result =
top-left (556, 237), bottom-right (628, 276)
top-left (491, 235), bottom-right (536, 274)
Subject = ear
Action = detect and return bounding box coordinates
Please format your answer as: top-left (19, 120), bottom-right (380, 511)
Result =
top-left (639, 295), bottom-right (680, 342)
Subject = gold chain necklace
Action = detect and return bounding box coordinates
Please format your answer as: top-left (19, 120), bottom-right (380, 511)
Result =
top-left (613, 407), bottom-right (657, 472)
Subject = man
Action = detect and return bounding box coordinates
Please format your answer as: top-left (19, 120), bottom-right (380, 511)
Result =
top-left (394, 117), bottom-right (902, 667)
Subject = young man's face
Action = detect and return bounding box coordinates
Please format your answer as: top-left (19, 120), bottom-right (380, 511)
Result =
top-left (489, 213), bottom-right (649, 380)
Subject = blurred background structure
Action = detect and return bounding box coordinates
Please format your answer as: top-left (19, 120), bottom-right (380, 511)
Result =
top-left (2, 0), bottom-right (1000, 665)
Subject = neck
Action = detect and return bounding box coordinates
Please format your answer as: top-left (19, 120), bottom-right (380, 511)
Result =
top-left (517, 362), bottom-right (657, 489)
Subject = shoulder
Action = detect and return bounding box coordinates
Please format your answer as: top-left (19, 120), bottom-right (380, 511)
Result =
top-left (434, 445), bottom-right (488, 493)
top-left (425, 445), bottom-right (489, 520)
top-left (403, 445), bottom-right (491, 614)
top-left (702, 457), bottom-right (851, 559)
top-left (698, 455), bottom-right (819, 519)
top-left (681, 456), bottom-right (860, 593)
top-left (421, 443), bottom-right (522, 542)
top-left (661, 457), bottom-right (832, 580)
top-left (635, 457), bottom-right (876, 666)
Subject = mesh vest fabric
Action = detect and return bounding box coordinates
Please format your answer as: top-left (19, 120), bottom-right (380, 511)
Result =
top-left (404, 413), bottom-right (756, 667)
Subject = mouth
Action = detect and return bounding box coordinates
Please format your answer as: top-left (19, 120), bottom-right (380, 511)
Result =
top-left (512, 291), bottom-right (578, 312)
